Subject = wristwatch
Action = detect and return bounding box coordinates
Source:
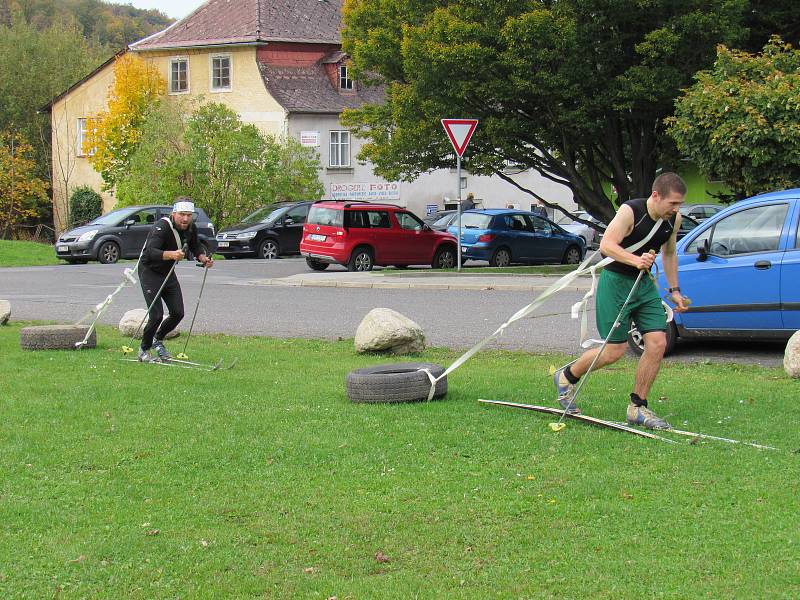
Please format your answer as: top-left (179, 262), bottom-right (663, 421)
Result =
top-left (668, 286), bottom-right (681, 293)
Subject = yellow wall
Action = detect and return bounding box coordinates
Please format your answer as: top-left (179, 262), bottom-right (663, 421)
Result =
top-left (50, 47), bottom-right (288, 233)
top-left (138, 46), bottom-right (287, 137)
top-left (50, 60), bottom-right (117, 233)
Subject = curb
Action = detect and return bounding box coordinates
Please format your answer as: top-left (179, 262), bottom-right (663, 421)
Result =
top-left (249, 278), bottom-right (592, 292)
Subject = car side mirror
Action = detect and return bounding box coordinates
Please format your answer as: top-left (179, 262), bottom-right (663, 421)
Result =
top-left (422, 224), bottom-right (431, 231)
top-left (697, 238), bottom-right (709, 262)
top-left (284, 218), bottom-right (294, 226)
top-left (124, 219), bottom-right (136, 228)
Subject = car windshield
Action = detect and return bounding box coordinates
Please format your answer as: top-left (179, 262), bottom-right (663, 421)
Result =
top-left (432, 213), bottom-right (454, 227)
top-left (88, 208), bottom-right (136, 226)
top-left (459, 213), bottom-right (493, 229)
top-left (241, 206), bottom-right (286, 224)
top-left (308, 206), bottom-right (344, 227)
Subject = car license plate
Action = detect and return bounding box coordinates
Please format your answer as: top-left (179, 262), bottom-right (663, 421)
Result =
top-left (58, 245), bottom-right (68, 252)
top-left (218, 241), bottom-right (229, 248)
top-left (309, 234), bottom-right (326, 242)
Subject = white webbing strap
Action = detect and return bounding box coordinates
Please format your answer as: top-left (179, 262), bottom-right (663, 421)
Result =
top-left (420, 218), bottom-right (664, 397)
top-left (162, 216), bottom-right (182, 251)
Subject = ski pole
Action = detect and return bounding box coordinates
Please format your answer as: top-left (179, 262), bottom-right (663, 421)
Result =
top-left (178, 261), bottom-right (209, 358)
top-left (129, 244), bottom-right (187, 346)
top-left (556, 251), bottom-right (655, 425)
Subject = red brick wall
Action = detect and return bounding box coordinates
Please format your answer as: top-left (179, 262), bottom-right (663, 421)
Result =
top-left (257, 42), bottom-right (339, 67)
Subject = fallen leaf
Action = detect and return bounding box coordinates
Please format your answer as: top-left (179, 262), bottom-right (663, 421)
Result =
top-left (303, 567), bottom-right (316, 574)
top-left (200, 540), bottom-right (209, 548)
top-left (145, 529), bottom-right (160, 536)
top-left (621, 492), bottom-right (634, 500)
top-left (68, 555), bottom-right (86, 564)
top-left (375, 551), bottom-right (390, 563)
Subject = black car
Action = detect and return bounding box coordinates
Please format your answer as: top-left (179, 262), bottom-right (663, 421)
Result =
top-left (215, 201), bottom-right (313, 259)
top-left (423, 210), bottom-right (458, 231)
top-left (55, 205), bottom-right (217, 264)
top-left (676, 214), bottom-right (700, 240)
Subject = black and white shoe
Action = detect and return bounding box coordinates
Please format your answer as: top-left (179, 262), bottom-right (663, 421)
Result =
top-left (152, 340), bottom-right (172, 361)
top-left (137, 347), bottom-right (152, 362)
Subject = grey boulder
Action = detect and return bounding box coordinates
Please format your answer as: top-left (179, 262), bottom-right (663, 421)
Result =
top-left (354, 308), bottom-right (425, 354)
top-left (118, 309), bottom-right (179, 339)
top-left (0, 299), bottom-right (9, 325)
top-left (784, 330), bottom-right (800, 378)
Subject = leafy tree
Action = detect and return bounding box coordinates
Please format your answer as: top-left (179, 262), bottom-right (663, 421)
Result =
top-left (86, 53), bottom-right (166, 190)
top-left (341, 0), bottom-right (747, 221)
top-left (68, 185), bottom-right (103, 227)
top-left (0, 131), bottom-right (49, 238)
top-left (668, 38), bottom-right (800, 200)
top-left (116, 102), bottom-right (324, 227)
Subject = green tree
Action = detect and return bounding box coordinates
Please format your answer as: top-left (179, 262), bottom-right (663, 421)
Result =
top-left (668, 38), bottom-right (800, 200)
top-left (68, 185), bottom-right (103, 227)
top-left (116, 102), bottom-right (324, 227)
top-left (0, 131), bottom-right (49, 238)
top-left (341, 0), bottom-right (746, 221)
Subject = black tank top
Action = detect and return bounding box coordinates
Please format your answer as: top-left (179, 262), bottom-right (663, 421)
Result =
top-left (603, 197), bottom-right (676, 277)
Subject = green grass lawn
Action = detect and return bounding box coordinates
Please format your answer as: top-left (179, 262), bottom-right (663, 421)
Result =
top-left (0, 239), bottom-right (61, 267)
top-left (1, 323), bottom-right (797, 598)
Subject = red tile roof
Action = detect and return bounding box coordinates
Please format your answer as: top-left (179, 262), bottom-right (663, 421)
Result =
top-left (131, 0), bottom-right (343, 51)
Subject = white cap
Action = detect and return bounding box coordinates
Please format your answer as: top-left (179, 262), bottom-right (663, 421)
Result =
top-left (173, 200), bottom-right (195, 213)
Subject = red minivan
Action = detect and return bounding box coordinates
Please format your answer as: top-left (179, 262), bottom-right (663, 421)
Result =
top-left (300, 201), bottom-right (458, 271)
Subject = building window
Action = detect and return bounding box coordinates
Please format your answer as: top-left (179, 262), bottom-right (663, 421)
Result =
top-left (169, 58), bottom-right (189, 94)
top-left (330, 131), bottom-right (351, 167)
top-left (76, 118), bottom-right (95, 156)
top-left (210, 55), bottom-right (231, 91)
top-left (339, 65), bottom-right (353, 90)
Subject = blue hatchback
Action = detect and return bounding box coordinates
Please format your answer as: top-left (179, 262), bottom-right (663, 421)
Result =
top-left (447, 209), bottom-right (586, 266)
top-left (628, 189), bottom-right (800, 354)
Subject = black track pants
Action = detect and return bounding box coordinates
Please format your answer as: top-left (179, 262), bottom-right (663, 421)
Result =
top-left (139, 269), bottom-right (184, 350)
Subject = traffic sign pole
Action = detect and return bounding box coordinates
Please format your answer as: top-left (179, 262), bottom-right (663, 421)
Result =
top-left (457, 153), bottom-right (462, 271)
top-left (440, 118), bottom-right (478, 273)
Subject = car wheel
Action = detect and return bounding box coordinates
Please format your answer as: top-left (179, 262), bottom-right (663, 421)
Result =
top-left (97, 241), bottom-right (120, 264)
top-left (432, 246), bottom-right (456, 269)
top-left (259, 239), bottom-right (279, 260)
top-left (348, 247), bottom-right (374, 271)
top-left (562, 245), bottom-right (582, 264)
top-left (306, 258), bottom-right (329, 271)
top-left (489, 247), bottom-right (511, 268)
top-left (627, 320), bottom-right (677, 356)
top-left (346, 362), bottom-right (448, 403)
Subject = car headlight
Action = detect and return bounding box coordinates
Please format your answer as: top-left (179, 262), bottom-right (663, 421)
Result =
top-left (78, 229), bottom-right (99, 242)
top-left (236, 231), bottom-right (257, 240)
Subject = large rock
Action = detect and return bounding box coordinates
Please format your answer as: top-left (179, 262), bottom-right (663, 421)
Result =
top-left (20, 324), bottom-right (95, 350)
top-left (354, 308), bottom-right (425, 354)
top-left (118, 308), bottom-right (179, 340)
top-left (0, 299), bottom-right (9, 325)
top-left (784, 330), bottom-right (800, 378)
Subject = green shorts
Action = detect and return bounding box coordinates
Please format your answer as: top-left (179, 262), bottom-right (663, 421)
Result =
top-left (596, 269), bottom-right (667, 344)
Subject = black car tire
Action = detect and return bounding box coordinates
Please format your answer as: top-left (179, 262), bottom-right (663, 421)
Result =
top-left (97, 241), bottom-right (120, 264)
top-left (348, 246), bottom-right (374, 271)
top-left (346, 362), bottom-right (447, 403)
top-left (627, 320), bottom-right (677, 357)
top-left (306, 258), bottom-right (329, 271)
top-left (432, 245), bottom-right (456, 269)
top-left (489, 247), bottom-right (511, 268)
top-left (562, 245), bottom-right (582, 265)
top-left (259, 238), bottom-right (279, 260)
top-left (20, 324), bottom-right (96, 350)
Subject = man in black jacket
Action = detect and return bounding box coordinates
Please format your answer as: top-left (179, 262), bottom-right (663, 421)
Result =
top-left (138, 198), bottom-right (213, 362)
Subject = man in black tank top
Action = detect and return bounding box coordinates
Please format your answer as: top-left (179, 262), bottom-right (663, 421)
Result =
top-left (553, 173), bottom-right (690, 429)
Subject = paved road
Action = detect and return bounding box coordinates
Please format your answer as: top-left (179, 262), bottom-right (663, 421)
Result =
top-left (0, 258), bottom-right (786, 366)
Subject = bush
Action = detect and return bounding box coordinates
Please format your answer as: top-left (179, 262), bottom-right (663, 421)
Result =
top-left (69, 186), bottom-right (102, 227)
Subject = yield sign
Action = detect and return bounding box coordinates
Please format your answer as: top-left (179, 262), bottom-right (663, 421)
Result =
top-left (441, 118), bottom-right (478, 157)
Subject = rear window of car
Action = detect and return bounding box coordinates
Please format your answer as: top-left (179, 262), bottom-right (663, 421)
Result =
top-left (308, 206), bottom-right (344, 227)
top-left (460, 213), bottom-right (493, 229)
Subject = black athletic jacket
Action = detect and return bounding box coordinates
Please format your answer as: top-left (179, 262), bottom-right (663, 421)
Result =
top-left (603, 197), bottom-right (677, 278)
top-left (140, 217), bottom-right (203, 276)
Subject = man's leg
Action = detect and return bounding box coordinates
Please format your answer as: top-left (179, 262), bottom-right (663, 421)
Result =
top-left (633, 331), bottom-right (667, 399)
top-left (140, 271), bottom-right (165, 356)
top-left (154, 276), bottom-right (184, 351)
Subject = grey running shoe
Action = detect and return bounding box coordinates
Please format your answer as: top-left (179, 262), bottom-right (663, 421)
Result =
top-left (137, 347), bottom-right (152, 362)
top-left (553, 367), bottom-right (580, 414)
top-left (626, 404), bottom-right (671, 430)
top-left (152, 340), bottom-right (172, 361)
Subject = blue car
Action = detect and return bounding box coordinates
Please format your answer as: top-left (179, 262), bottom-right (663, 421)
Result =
top-left (628, 189), bottom-right (800, 354)
top-left (447, 209), bottom-right (586, 266)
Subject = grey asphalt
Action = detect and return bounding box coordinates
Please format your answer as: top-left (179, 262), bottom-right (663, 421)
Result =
top-left (0, 258), bottom-right (786, 366)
